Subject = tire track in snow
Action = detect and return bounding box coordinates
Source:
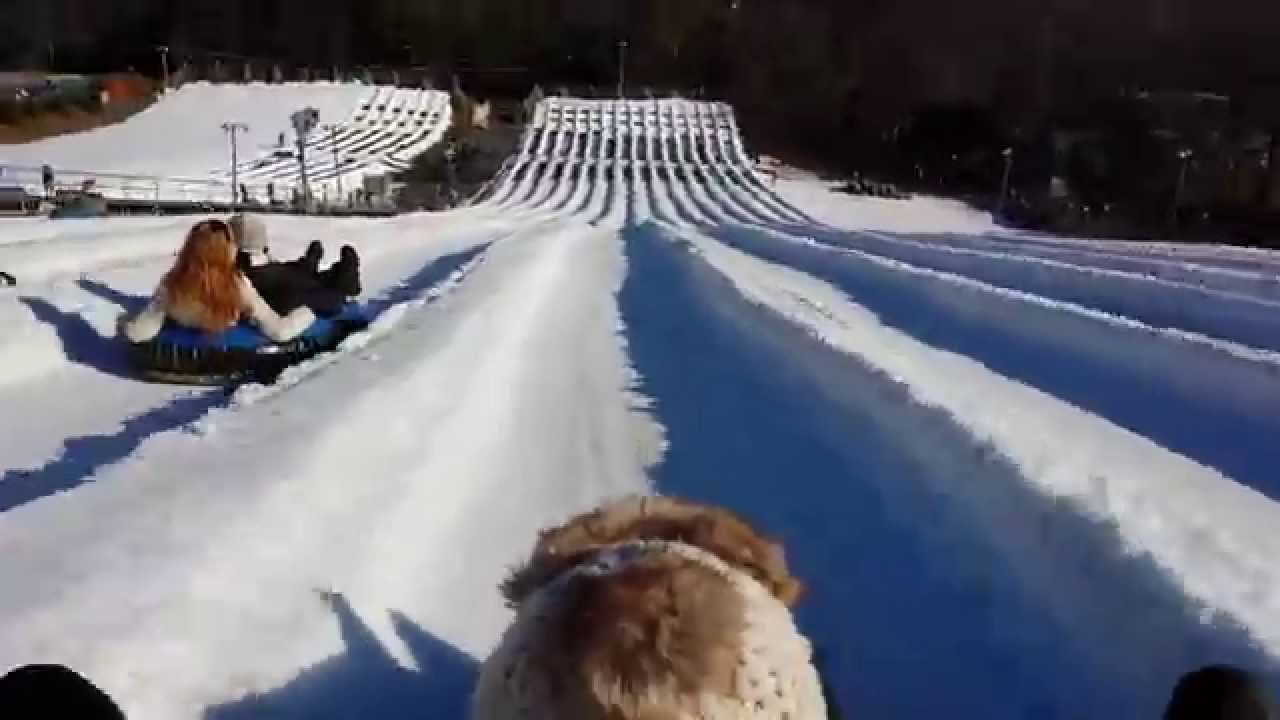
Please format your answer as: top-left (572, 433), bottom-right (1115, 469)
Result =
top-left (779, 224), bottom-right (1280, 353)
top-left (635, 139), bottom-right (1280, 703)
top-left (0, 218), bottom-right (509, 502)
top-left (997, 230), bottom-right (1280, 277)
top-left (912, 230), bottom-right (1280, 302)
top-left (0, 219), bottom-right (657, 719)
top-left (618, 222), bottom-right (1279, 718)
top-left (700, 222), bottom-right (1280, 503)
top-left (684, 223), bottom-right (1280, 651)
top-left (639, 161), bottom-right (1280, 497)
top-left (489, 97), bottom-right (1280, 715)
top-left (679, 157), bottom-right (1280, 360)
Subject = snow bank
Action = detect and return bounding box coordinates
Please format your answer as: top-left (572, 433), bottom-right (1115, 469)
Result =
top-left (0, 297), bottom-right (65, 386)
top-left (772, 169), bottom-right (998, 235)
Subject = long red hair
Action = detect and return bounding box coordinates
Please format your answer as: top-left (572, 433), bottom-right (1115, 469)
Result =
top-left (162, 219), bottom-right (243, 333)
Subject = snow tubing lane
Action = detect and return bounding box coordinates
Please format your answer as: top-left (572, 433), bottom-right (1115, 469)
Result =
top-left (128, 304), bottom-right (370, 386)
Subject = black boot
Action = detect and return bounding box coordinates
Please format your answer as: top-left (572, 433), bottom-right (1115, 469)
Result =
top-left (322, 245), bottom-right (362, 298)
top-left (290, 241), bottom-right (323, 274)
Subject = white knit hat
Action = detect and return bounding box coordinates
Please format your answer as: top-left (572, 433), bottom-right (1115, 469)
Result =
top-left (473, 540), bottom-right (828, 720)
top-left (228, 213), bottom-right (268, 255)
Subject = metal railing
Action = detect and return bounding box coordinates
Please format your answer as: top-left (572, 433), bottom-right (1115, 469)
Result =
top-left (0, 163), bottom-right (304, 206)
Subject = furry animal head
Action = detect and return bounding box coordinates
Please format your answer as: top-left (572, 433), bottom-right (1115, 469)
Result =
top-left (162, 218), bottom-right (242, 334)
top-left (474, 497), bottom-right (825, 720)
top-left (503, 495), bottom-right (803, 609)
top-left (498, 548), bottom-right (750, 719)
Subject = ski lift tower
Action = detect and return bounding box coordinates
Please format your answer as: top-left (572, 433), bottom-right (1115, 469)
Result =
top-left (291, 107), bottom-right (321, 207)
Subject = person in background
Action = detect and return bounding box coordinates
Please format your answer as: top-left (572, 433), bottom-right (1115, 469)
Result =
top-left (41, 164), bottom-right (54, 200)
top-left (120, 218), bottom-right (315, 344)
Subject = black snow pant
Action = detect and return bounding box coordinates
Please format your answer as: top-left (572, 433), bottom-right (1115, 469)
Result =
top-left (240, 257), bottom-right (347, 318)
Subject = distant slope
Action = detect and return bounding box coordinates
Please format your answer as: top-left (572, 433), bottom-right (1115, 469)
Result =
top-left (0, 82), bottom-right (368, 179)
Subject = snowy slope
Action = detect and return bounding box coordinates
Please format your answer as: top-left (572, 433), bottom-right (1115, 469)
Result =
top-left (2, 96), bottom-right (1280, 719)
top-left (0, 82), bottom-right (448, 203)
top-left (1, 83), bottom-right (366, 178)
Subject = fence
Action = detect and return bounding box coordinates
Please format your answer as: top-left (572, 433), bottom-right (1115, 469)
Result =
top-left (0, 163), bottom-right (290, 205)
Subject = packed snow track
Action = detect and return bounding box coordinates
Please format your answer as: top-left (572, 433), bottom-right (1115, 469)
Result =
top-left (1, 96), bottom-right (1279, 719)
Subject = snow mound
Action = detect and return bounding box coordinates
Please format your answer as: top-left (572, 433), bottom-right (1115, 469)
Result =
top-left (774, 171), bottom-right (998, 235)
top-left (0, 297), bottom-right (66, 386)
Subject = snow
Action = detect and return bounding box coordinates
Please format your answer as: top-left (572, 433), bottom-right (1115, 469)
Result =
top-left (0, 82), bottom-right (449, 202)
top-left (771, 168), bottom-right (999, 235)
top-left (681, 222), bottom-right (1280, 653)
top-left (0, 218), bottom-right (658, 719)
top-left (2, 95), bottom-right (1280, 718)
top-left (1, 83), bottom-right (366, 178)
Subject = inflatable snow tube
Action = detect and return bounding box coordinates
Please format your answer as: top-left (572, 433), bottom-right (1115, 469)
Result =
top-left (129, 304), bottom-right (370, 385)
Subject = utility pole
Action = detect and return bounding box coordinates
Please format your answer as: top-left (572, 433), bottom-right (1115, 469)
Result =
top-left (324, 123), bottom-right (343, 204)
top-left (157, 46), bottom-right (171, 92)
top-left (997, 147), bottom-right (1014, 219)
top-left (291, 107), bottom-right (320, 210)
top-left (221, 122), bottom-right (249, 208)
top-left (1170, 148), bottom-right (1193, 233)
top-left (617, 41), bottom-right (629, 99)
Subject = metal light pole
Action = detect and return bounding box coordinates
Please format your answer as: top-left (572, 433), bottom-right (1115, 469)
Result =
top-left (221, 121), bottom-right (249, 208)
top-left (158, 46), bottom-right (171, 91)
top-left (324, 123), bottom-right (343, 204)
top-left (292, 107), bottom-right (320, 208)
top-left (1171, 148), bottom-right (1193, 233)
top-left (617, 41), bottom-right (629, 99)
top-left (997, 146), bottom-right (1014, 219)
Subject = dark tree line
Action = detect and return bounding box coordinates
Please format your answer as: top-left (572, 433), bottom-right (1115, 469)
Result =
top-left (6, 0), bottom-right (1279, 112)
top-left (5, 0), bottom-right (1280, 235)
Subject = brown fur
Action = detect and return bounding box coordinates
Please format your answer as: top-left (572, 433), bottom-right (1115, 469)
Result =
top-left (525, 552), bottom-right (747, 718)
top-left (503, 495), bottom-right (803, 609)
top-left (162, 219), bottom-right (242, 334)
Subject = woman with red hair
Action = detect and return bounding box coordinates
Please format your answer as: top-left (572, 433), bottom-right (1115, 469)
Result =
top-left (121, 218), bottom-right (315, 344)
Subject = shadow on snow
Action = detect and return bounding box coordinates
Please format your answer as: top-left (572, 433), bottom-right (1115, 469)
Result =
top-left (18, 278), bottom-right (149, 380)
top-left (2, 250), bottom-right (487, 516)
top-left (617, 221), bottom-right (1278, 719)
top-left (205, 592), bottom-right (476, 720)
top-left (0, 391), bottom-right (223, 514)
top-left (363, 245), bottom-right (490, 317)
